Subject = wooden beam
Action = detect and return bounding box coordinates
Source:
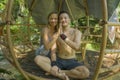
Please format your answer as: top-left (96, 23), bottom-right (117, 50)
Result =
top-left (6, 0), bottom-right (30, 79)
top-left (108, 22), bottom-right (120, 26)
top-left (100, 64), bottom-right (120, 73)
top-left (105, 49), bottom-right (120, 53)
top-left (99, 70), bottom-right (120, 80)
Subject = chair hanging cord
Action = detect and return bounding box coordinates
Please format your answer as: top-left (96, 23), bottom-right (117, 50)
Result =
top-left (58, 0), bottom-right (64, 13)
top-left (29, 0), bottom-right (36, 11)
top-left (83, 0), bottom-right (89, 16)
top-left (83, 0), bottom-right (90, 38)
top-left (65, 0), bottom-right (75, 21)
top-left (5, 0), bottom-right (30, 80)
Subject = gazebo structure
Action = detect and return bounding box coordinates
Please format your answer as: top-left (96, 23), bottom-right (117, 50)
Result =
top-left (0, 0), bottom-right (120, 80)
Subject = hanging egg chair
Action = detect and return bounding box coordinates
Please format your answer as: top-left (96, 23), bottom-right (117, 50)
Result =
top-left (0, 0), bottom-right (120, 80)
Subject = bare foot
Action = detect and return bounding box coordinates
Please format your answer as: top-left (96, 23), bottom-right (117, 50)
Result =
top-left (50, 66), bottom-right (59, 75)
top-left (57, 72), bottom-right (69, 80)
top-left (45, 66), bottom-right (59, 76)
top-left (50, 67), bottom-right (69, 80)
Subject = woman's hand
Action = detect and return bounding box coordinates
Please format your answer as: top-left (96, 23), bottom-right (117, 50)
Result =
top-left (53, 31), bottom-right (59, 40)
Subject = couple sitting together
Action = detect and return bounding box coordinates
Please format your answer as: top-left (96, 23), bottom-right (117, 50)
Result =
top-left (34, 11), bottom-right (90, 80)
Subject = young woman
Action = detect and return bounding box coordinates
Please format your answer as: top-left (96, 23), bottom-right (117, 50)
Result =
top-left (34, 12), bottom-right (69, 80)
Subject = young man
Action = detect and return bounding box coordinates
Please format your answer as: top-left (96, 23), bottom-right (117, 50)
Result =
top-left (55, 11), bottom-right (90, 79)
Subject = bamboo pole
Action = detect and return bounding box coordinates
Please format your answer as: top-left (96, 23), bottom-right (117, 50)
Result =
top-left (7, 22), bottom-right (120, 27)
top-left (82, 0), bottom-right (90, 37)
top-left (99, 70), bottom-right (120, 80)
top-left (24, 71), bottom-right (51, 80)
top-left (81, 0), bottom-right (91, 62)
top-left (92, 0), bottom-right (108, 80)
top-left (108, 22), bottom-right (120, 26)
top-left (100, 64), bottom-right (120, 73)
top-left (5, 0), bottom-right (30, 79)
top-left (105, 49), bottom-right (120, 53)
top-left (27, 12), bottom-right (34, 50)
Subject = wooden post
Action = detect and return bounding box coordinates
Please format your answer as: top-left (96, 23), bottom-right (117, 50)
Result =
top-left (92, 0), bottom-right (108, 80)
top-left (6, 0), bottom-right (30, 79)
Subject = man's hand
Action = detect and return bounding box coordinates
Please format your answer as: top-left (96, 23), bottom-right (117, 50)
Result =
top-left (60, 34), bottom-right (67, 40)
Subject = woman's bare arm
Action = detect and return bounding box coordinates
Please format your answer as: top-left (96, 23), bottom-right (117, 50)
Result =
top-left (50, 43), bottom-right (57, 61)
top-left (42, 27), bottom-right (59, 50)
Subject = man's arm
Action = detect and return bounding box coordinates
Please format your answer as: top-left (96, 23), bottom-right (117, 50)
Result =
top-left (64, 29), bottom-right (82, 51)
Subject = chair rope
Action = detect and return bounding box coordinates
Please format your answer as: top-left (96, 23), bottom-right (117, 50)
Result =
top-left (65, 0), bottom-right (75, 21)
top-left (58, 0), bottom-right (64, 13)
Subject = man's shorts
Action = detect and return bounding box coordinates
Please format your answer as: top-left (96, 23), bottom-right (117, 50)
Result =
top-left (42, 53), bottom-right (83, 70)
top-left (56, 57), bottom-right (84, 70)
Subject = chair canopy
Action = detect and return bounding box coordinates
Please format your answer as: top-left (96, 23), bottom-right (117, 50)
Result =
top-left (1, 0), bottom-right (120, 80)
top-left (25, 0), bottom-right (120, 24)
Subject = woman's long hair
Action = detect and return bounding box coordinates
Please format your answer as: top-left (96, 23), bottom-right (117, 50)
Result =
top-left (48, 12), bottom-right (59, 33)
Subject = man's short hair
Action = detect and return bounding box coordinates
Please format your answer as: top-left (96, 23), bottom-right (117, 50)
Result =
top-left (58, 11), bottom-right (71, 18)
